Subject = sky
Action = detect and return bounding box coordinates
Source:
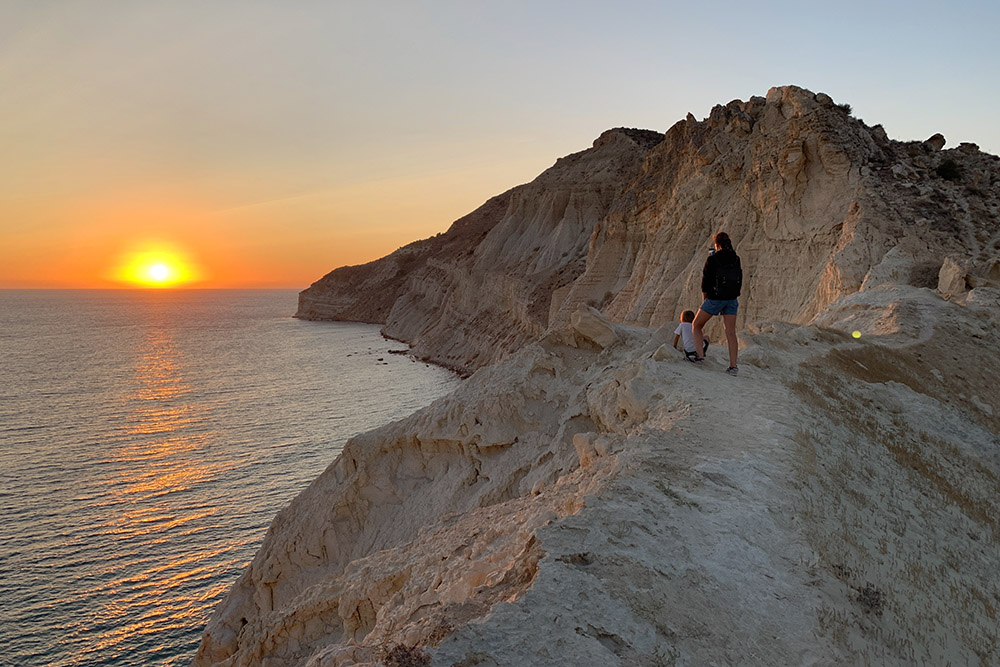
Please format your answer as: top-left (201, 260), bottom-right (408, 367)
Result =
top-left (2, 0), bottom-right (998, 288)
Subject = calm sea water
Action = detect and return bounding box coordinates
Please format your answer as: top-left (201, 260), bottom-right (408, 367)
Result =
top-left (0, 290), bottom-right (460, 666)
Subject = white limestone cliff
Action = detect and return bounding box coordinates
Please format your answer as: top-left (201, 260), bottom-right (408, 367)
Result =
top-left (199, 286), bottom-right (1000, 666)
top-left (201, 86), bottom-right (1000, 665)
top-left (297, 85), bottom-right (1000, 376)
top-left (296, 127), bottom-right (662, 374)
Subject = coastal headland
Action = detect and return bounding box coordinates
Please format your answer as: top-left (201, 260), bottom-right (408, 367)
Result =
top-left (196, 86), bottom-right (1000, 666)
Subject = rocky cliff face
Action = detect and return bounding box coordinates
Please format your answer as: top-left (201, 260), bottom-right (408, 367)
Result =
top-left (202, 86), bottom-right (1000, 665)
top-left (297, 128), bottom-right (662, 373)
top-left (298, 85), bottom-right (1000, 375)
top-left (199, 290), bottom-right (1000, 666)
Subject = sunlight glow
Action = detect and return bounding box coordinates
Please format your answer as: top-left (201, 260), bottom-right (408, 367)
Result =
top-left (149, 264), bottom-right (169, 281)
top-left (110, 242), bottom-right (203, 288)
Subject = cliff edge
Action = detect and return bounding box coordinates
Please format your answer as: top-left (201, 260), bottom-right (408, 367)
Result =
top-left (297, 127), bottom-right (661, 374)
top-left (201, 86), bottom-right (1000, 665)
top-left (297, 86), bottom-right (1000, 376)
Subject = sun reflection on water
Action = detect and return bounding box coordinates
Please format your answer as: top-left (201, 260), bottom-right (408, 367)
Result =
top-left (1, 291), bottom-right (463, 666)
top-left (81, 327), bottom-right (240, 662)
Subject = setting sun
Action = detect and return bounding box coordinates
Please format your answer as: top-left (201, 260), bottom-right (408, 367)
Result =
top-left (149, 264), bottom-right (170, 282)
top-left (109, 242), bottom-right (204, 288)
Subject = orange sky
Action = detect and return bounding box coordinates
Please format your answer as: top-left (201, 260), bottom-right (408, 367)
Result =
top-left (2, 2), bottom-right (997, 289)
top-left (1, 161), bottom-right (546, 288)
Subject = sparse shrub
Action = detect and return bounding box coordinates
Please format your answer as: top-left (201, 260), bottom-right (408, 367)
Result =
top-left (856, 582), bottom-right (887, 616)
top-left (380, 643), bottom-right (431, 667)
top-left (836, 102), bottom-right (852, 115)
top-left (935, 159), bottom-right (962, 181)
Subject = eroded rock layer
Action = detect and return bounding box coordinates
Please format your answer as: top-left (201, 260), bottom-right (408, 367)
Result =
top-left (297, 128), bottom-right (662, 374)
top-left (297, 86), bottom-right (1000, 375)
top-left (200, 286), bottom-right (1000, 666)
top-left (202, 86), bottom-right (1000, 665)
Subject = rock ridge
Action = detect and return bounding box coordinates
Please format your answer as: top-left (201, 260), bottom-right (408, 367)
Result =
top-left (200, 285), bottom-right (1000, 665)
top-left (297, 85), bottom-right (1000, 377)
top-left (297, 127), bottom-right (663, 373)
top-left (201, 86), bottom-right (1000, 665)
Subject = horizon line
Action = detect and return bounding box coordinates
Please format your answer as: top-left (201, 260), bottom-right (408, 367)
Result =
top-left (0, 286), bottom-right (307, 291)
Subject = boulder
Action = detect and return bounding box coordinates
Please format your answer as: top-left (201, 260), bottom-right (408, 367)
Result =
top-left (861, 246), bottom-right (918, 290)
top-left (570, 304), bottom-right (619, 349)
top-left (652, 343), bottom-right (678, 361)
top-left (937, 256), bottom-right (970, 297)
top-left (924, 133), bottom-right (946, 151)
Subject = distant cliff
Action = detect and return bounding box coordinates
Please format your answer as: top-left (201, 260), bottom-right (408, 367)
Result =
top-left (296, 127), bottom-right (662, 373)
top-left (202, 86), bottom-right (1000, 666)
top-left (297, 86), bottom-right (1000, 375)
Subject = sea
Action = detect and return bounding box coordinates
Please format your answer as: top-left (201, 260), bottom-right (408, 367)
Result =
top-left (0, 290), bottom-right (461, 666)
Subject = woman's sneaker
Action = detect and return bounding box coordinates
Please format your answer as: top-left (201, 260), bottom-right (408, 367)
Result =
top-left (726, 366), bottom-right (738, 376)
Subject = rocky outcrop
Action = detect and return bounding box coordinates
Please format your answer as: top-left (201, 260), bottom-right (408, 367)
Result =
top-left (298, 86), bottom-right (1000, 375)
top-left (294, 193), bottom-right (512, 325)
top-left (297, 128), bottom-right (662, 373)
top-left (201, 86), bottom-right (1000, 665)
top-left (199, 287), bottom-right (1000, 666)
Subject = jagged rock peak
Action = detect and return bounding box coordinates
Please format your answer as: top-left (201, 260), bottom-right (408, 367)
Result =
top-left (676, 85), bottom-right (842, 129)
top-left (925, 132), bottom-right (946, 151)
top-left (593, 126), bottom-right (664, 149)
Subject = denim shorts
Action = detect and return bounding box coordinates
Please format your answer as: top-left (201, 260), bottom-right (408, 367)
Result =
top-left (700, 298), bottom-right (739, 316)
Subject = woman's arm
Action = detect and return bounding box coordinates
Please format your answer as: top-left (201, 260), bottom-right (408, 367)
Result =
top-left (701, 254), bottom-right (715, 297)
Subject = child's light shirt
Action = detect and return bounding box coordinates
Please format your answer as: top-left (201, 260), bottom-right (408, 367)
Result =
top-left (674, 321), bottom-right (696, 353)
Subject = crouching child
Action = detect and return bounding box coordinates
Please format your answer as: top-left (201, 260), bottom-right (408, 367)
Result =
top-left (673, 309), bottom-right (710, 362)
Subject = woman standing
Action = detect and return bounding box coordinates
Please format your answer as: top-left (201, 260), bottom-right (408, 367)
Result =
top-left (692, 232), bottom-right (742, 376)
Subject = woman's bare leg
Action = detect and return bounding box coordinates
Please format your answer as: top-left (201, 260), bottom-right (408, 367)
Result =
top-left (691, 309), bottom-right (713, 360)
top-left (722, 313), bottom-right (738, 367)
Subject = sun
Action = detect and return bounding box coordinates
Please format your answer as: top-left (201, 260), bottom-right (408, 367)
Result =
top-left (110, 243), bottom-right (202, 288)
top-left (129, 257), bottom-right (186, 287)
top-left (148, 264), bottom-right (170, 282)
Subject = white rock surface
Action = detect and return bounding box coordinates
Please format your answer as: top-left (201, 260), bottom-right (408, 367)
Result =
top-left (197, 282), bottom-right (1000, 666)
top-left (297, 86), bottom-right (1000, 377)
top-left (297, 128), bottom-right (662, 374)
top-left (568, 304), bottom-right (619, 349)
top-left (202, 86), bottom-right (1000, 666)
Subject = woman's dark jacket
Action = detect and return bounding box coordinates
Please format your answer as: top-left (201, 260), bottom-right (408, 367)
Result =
top-left (701, 248), bottom-right (743, 300)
